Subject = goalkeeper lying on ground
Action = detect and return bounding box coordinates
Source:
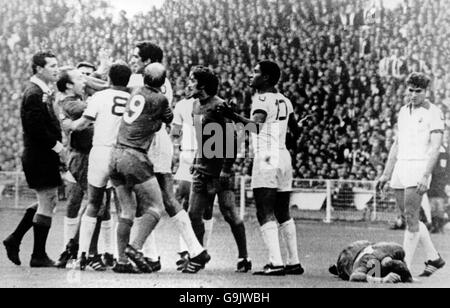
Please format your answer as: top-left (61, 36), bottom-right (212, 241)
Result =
top-left (329, 241), bottom-right (413, 283)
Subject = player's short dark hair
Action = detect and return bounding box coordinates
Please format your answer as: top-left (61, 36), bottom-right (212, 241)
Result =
top-left (381, 260), bottom-right (413, 283)
top-left (32, 51), bottom-right (56, 75)
top-left (56, 68), bottom-right (76, 93)
top-left (136, 41), bottom-right (164, 63)
top-left (406, 72), bottom-right (430, 89)
top-left (259, 60), bottom-right (281, 86)
top-left (192, 66), bottom-right (219, 96)
top-left (76, 62), bottom-right (96, 71)
top-left (109, 63), bottom-right (132, 87)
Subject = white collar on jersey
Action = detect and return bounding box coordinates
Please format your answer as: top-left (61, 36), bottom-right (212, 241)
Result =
top-left (30, 75), bottom-right (52, 94)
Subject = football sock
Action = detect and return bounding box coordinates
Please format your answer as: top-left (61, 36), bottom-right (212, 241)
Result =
top-left (203, 218), bottom-right (215, 249)
top-left (12, 204), bottom-right (38, 243)
top-left (260, 221), bottom-right (283, 267)
top-left (117, 218), bottom-right (133, 264)
top-left (179, 236), bottom-right (189, 254)
top-left (143, 233), bottom-right (160, 262)
top-left (404, 229), bottom-right (420, 269)
top-left (419, 221), bottom-right (440, 261)
top-left (89, 218), bottom-right (102, 256)
top-left (131, 210), bottom-right (160, 252)
top-left (63, 217), bottom-right (79, 248)
top-left (99, 219), bottom-right (113, 255)
top-left (172, 210), bottom-right (204, 258)
top-left (78, 215), bottom-right (97, 258)
top-left (279, 219), bottom-right (300, 266)
top-left (229, 221), bottom-right (248, 259)
top-left (32, 214), bottom-right (52, 258)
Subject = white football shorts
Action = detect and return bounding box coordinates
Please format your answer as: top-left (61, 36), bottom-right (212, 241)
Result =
top-left (390, 160), bottom-right (430, 190)
top-left (252, 149), bottom-right (293, 192)
top-left (148, 126), bottom-right (174, 174)
top-left (88, 146), bottom-right (113, 188)
top-left (175, 150), bottom-right (196, 182)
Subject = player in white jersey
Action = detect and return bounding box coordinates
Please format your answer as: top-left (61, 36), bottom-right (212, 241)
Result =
top-left (378, 72), bottom-right (446, 277)
top-left (128, 42), bottom-right (206, 272)
top-left (220, 61), bottom-right (304, 276)
top-left (64, 63), bottom-right (132, 269)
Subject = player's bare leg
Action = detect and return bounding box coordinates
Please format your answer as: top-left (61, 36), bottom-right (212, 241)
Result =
top-left (275, 192), bottom-right (304, 275)
top-left (176, 180), bottom-right (213, 268)
top-left (113, 184), bottom-right (140, 274)
top-left (253, 188), bottom-right (285, 276)
top-left (127, 177), bottom-right (163, 273)
top-left (184, 181), bottom-right (213, 274)
top-left (3, 203), bottom-right (38, 266)
top-left (144, 173), bottom-right (207, 272)
top-left (218, 188), bottom-right (251, 273)
top-left (401, 188), bottom-right (445, 276)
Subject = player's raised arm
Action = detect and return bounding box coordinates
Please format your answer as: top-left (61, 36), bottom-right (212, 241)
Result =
top-left (85, 75), bottom-right (109, 92)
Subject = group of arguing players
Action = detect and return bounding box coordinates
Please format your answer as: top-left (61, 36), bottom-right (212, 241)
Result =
top-left (2, 40), bottom-right (447, 283)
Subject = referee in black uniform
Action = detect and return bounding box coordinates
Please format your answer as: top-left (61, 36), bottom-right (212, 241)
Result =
top-left (3, 51), bottom-right (63, 267)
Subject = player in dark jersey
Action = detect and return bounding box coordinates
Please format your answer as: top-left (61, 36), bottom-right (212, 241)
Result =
top-left (110, 63), bottom-right (210, 274)
top-left (329, 241), bottom-right (413, 283)
top-left (428, 146), bottom-right (450, 235)
top-left (186, 66), bottom-right (251, 273)
top-left (55, 68), bottom-right (113, 271)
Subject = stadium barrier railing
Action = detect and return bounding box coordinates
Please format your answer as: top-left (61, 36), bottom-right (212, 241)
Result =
top-left (1, 172), bottom-right (401, 224)
top-left (236, 177), bottom-right (400, 224)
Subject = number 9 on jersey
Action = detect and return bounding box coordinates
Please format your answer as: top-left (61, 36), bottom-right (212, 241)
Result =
top-left (124, 95), bottom-right (145, 124)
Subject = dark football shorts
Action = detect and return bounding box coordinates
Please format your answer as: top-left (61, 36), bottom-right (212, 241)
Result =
top-left (22, 150), bottom-right (62, 190)
top-left (67, 150), bottom-right (89, 191)
top-left (191, 170), bottom-right (235, 195)
top-left (428, 176), bottom-right (447, 199)
top-left (109, 147), bottom-right (155, 188)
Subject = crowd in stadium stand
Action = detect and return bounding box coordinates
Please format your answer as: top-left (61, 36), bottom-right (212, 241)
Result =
top-left (1, 0), bottom-right (450, 183)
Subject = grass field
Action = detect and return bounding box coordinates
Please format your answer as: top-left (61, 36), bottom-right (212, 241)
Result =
top-left (0, 207), bottom-right (449, 288)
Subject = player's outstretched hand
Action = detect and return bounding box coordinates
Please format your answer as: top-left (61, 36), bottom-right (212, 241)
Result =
top-left (376, 174), bottom-right (390, 192)
top-left (382, 273), bottom-right (402, 284)
top-left (216, 102), bottom-right (234, 119)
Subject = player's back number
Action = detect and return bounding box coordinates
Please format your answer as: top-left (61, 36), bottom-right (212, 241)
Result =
top-left (276, 100), bottom-right (288, 121)
top-left (124, 95), bottom-right (145, 124)
top-left (111, 96), bottom-right (128, 116)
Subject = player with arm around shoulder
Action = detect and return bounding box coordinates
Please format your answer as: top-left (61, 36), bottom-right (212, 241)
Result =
top-left (219, 61), bottom-right (304, 276)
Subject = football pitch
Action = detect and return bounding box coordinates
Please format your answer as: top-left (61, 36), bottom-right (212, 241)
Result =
top-left (0, 207), bottom-right (449, 288)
